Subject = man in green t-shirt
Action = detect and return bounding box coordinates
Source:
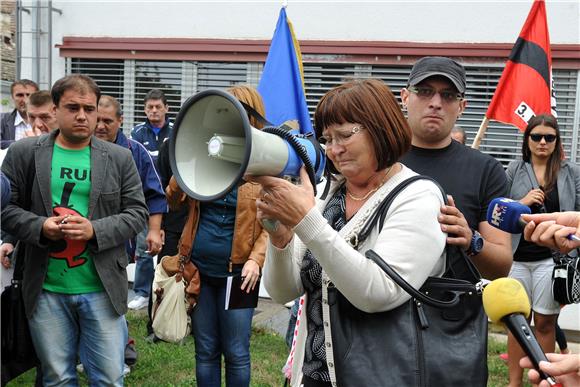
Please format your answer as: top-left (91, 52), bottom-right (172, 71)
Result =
top-left (1, 74), bottom-right (148, 386)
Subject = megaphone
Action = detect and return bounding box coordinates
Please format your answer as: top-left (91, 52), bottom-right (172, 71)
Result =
top-left (169, 89), bottom-right (326, 201)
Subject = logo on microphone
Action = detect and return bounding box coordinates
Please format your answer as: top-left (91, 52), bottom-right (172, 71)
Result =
top-left (490, 203), bottom-right (507, 227)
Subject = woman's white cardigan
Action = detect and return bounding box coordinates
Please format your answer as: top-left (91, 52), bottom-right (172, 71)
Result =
top-left (263, 165), bottom-right (447, 387)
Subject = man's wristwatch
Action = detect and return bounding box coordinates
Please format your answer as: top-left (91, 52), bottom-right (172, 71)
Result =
top-left (466, 229), bottom-right (484, 256)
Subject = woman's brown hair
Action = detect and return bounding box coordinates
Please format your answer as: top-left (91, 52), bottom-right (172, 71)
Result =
top-left (227, 85), bottom-right (266, 129)
top-left (313, 79), bottom-right (411, 173)
top-left (522, 114), bottom-right (562, 193)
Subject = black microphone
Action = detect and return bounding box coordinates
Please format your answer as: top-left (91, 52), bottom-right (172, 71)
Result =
top-left (483, 278), bottom-right (562, 386)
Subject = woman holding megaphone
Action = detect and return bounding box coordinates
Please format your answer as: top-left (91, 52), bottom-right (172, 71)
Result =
top-left (248, 79), bottom-right (447, 387)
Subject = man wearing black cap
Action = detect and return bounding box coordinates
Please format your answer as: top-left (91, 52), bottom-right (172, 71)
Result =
top-left (400, 56), bottom-right (511, 280)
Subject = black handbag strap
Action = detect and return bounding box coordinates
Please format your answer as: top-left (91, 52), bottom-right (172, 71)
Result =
top-left (238, 101), bottom-right (272, 128)
top-left (357, 175), bottom-right (446, 245)
top-left (353, 175), bottom-right (482, 309)
top-left (366, 249), bottom-right (463, 309)
top-left (11, 247), bottom-right (25, 282)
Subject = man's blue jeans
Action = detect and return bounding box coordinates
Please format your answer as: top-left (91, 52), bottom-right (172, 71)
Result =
top-left (191, 279), bottom-right (254, 387)
top-left (28, 290), bottom-right (127, 387)
top-left (133, 227), bottom-right (154, 297)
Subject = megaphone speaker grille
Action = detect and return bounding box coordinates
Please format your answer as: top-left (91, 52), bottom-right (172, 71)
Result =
top-left (170, 90), bottom-right (252, 201)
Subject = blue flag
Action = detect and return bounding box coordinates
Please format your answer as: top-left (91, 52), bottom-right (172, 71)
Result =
top-left (258, 8), bottom-right (313, 134)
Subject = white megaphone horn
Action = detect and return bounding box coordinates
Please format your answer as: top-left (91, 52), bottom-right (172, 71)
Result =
top-left (169, 89), bottom-right (325, 202)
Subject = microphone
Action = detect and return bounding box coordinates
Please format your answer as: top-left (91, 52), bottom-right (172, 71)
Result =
top-left (483, 278), bottom-right (562, 387)
top-left (487, 198), bottom-right (530, 233)
top-left (487, 198), bottom-right (580, 241)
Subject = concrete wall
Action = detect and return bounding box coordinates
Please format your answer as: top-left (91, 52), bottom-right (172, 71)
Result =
top-left (47, 0), bottom-right (579, 42)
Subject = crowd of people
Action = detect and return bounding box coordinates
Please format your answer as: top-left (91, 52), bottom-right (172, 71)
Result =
top-left (1, 56), bottom-right (579, 387)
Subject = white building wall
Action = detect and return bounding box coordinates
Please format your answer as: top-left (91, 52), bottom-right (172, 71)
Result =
top-left (16, 0), bottom-right (580, 82)
top-left (47, 0), bottom-right (580, 42)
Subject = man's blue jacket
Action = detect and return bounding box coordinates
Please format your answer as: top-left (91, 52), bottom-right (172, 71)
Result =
top-left (130, 118), bottom-right (172, 162)
top-left (115, 131), bottom-right (167, 216)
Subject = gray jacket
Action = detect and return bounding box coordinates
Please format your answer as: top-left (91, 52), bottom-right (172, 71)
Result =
top-left (505, 159), bottom-right (580, 252)
top-left (0, 110), bottom-right (17, 149)
top-left (1, 130), bottom-right (148, 317)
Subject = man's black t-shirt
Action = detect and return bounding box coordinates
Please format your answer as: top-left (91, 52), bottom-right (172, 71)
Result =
top-left (400, 140), bottom-right (508, 229)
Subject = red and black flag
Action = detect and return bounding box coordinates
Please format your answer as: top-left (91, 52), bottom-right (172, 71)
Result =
top-left (486, 0), bottom-right (556, 131)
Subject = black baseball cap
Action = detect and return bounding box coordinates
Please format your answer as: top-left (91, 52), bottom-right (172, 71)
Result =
top-left (408, 57), bottom-right (466, 93)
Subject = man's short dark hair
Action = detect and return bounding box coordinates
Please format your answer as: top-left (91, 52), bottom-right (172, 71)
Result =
top-left (28, 91), bottom-right (53, 107)
top-left (144, 89), bottom-right (167, 106)
top-left (99, 95), bottom-right (123, 118)
top-left (51, 74), bottom-right (101, 107)
top-left (11, 79), bottom-right (39, 95)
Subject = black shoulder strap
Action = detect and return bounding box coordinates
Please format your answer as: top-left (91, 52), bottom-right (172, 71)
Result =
top-left (11, 246), bottom-right (25, 281)
top-left (238, 101), bottom-right (272, 128)
top-left (355, 175), bottom-right (483, 307)
top-left (366, 249), bottom-right (463, 308)
top-left (356, 175), bottom-right (445, 246)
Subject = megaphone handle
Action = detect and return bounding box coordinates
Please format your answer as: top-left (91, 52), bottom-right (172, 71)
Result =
top-left (262, 218), bottom-right (280, 233)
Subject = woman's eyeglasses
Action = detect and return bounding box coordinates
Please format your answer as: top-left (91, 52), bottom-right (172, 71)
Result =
top-left (319, 126), bottom-right (365, 147)
top-left (530, 133), bottom-right (557, 143)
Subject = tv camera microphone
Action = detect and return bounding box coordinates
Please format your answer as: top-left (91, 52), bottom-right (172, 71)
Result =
top-left (486, 198), bottom-right (580, 241)
top-left (483, 278), bottom-right (562, 387)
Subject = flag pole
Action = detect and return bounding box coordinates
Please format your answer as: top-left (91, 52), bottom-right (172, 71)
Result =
top-left (471, 116), bottom-right (490, 150)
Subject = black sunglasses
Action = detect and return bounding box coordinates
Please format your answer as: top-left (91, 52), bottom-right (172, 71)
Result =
top-left (530, 133), bottom-right (557, 143)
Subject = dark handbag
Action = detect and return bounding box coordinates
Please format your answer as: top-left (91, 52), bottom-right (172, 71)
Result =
top-left (552, 253), bottom-right (580, 304)
top-left (1, 246), bottom-right (39, 386)
top-left (329, 175), bottom-right (487, 387)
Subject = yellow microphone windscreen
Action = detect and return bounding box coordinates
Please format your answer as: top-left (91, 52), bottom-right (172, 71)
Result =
top-left (482, 278), bottom-right (531, 323)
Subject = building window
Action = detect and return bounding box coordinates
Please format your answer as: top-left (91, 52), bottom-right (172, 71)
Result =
top-left (69, 59), bottom-right (124, 103)
top-left (68, 57), bottom-right (579, 164)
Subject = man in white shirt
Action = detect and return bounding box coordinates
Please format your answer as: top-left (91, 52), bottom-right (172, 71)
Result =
top-left (1, 79), bottom-right (39, 148)
top-left (25, 91), bottom-right (58, 137)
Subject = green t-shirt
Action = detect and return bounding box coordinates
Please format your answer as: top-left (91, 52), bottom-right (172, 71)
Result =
top-left (44, 143), bottom-right (104, 294)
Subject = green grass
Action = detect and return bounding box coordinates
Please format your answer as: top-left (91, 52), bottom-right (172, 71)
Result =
top-left (8, 312), bottom-right (526, 386)
top-left (7, 310), bottom-right (289, 386)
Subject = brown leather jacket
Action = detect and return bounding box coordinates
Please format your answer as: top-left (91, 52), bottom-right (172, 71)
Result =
top-left (167, 176), bottom-right (267, 270)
